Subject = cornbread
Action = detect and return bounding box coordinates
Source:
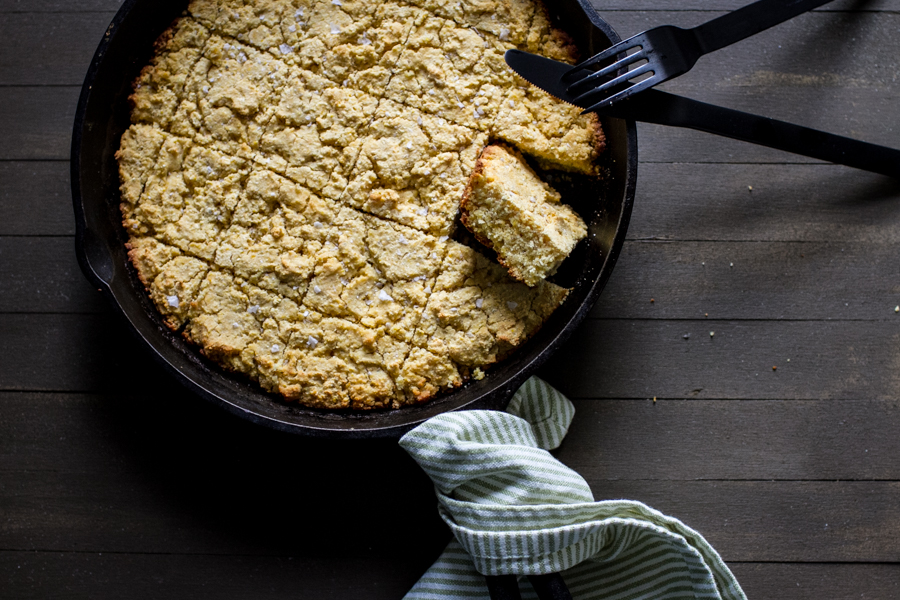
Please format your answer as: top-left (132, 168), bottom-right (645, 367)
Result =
top-left (118, 0), bottom-right (606, 409)
top-left (460, 144), bottom-right (587, 286)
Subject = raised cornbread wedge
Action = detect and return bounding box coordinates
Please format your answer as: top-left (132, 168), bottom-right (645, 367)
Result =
top-left (460, 144), bottom-right (587, 286)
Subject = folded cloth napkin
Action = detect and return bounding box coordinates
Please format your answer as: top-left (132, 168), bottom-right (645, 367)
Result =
top-left (399, 377), bottom-right (746, 600)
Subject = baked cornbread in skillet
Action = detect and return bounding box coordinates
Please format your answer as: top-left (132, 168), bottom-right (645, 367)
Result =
top-left (117, 0), bottom-right (604, 409)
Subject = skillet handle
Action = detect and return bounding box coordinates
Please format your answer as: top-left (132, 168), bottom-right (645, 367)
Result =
top-left (486, 574), bottom-right (574, 600)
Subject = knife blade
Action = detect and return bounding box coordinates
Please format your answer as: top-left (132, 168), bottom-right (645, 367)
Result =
top-left (504, 49), bottom-right (900, 178)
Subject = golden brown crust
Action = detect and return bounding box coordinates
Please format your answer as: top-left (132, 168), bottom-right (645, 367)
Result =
top-left (118, 0), bottom-right (601, 409)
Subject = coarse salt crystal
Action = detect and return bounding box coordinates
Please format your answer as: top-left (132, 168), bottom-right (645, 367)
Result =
top-left (313, 221), bottom-right (324, 228)
top-left (499, 28), bottom-right (510, 41)
top-left (476, 298), bottom-right (483, 309)
top-left (247, 305), bottom-right (260, 314)
top-left (313, 285), bottom-right (322, 293)
top-left (507, 301), bottom-right (518, 310)
top-left (330, 23), bottom-right (342, 34)
top-left (295, 8), bottom-right (304, 18)
top-left (232, 322), bottom-right (240, 329)
top-left (307, 336), bottom-right (319, 348)
top-left (417, 208), bottom-right (428, 216)
top-left (378, 290), bottom-right (393, 302)
top-left (271, 345), bottom-right (280, 353)
top-left (340, 278), bottom-right (349, 286)
top-left (406, 142), bottom-right (413, 150)
top-left (399, 235), bottom-right (408, 244)
top-left (279, 43), bottom-right (293, 55)
top-left (439, 236), bottom-right (448, 242)
top-left (424, 286), bottom-right (431, 294)
top-left (358, 32), bottom-right (372, 45)
top-left (166, 295), bottom-right (180, 308)
top-left (288, 24), bottom-right (297, 32)
top-left (332, 0), bottom-right (342, 5)
top-left (303, 310), bottom-right (310, 317)
top-left (417, 116), bottom-right (423, 125)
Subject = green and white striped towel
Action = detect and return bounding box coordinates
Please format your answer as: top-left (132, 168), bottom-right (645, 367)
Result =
top-left (399, 377), bottom-right (746, 600)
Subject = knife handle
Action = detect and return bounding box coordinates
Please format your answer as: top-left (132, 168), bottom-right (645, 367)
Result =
top-left (602, 90), bottom-right (900, 178)
top-left (692, 0), bottom-right (833, 55)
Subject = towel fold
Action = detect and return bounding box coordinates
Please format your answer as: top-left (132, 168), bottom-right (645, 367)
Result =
top-left (400, 377), bottom-right (746, 600)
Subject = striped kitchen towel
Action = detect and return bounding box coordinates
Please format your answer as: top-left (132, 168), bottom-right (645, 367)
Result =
top-left (399, 377), bottom-right (746, 600)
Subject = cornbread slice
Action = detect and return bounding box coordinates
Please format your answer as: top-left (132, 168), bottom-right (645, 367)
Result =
top-left (276, 1), bottom-right (421, 94)
top-left (130, 18), bottom-right (211, 130)
top-left (493, 83), bottom-right (606, 175)
top-left (460, 144), bottom-right (586, 286)
top-left (344, 100), bottom-right (487, 236)
top-left (410, 241), bottom-right (569, 369)
top-left (259, 66), bottom-right (379, 199)
top-left (384, 14), bottom-right (512, 131)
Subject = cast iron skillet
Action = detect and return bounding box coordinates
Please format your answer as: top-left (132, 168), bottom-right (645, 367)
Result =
top-left (71, 0), bottom-right (637, 438)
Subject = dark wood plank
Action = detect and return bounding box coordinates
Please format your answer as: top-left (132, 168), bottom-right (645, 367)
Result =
top-left (0, 87), bottom-right (79, 161)
top-left (0, 162), bottom-right (75, 236)
top-left (593, 240), bottom-right (900, 320)
top-left (4, 392), bottom-right (899, 481)
top-left (0, 1), bottom-right (124, 11)
top-left (560, 398), bottom-right (900, 481)
top-left (0, 237), bottom-right (103, 314)
top-left (729, 563), bottom-right (900, 600)
top-left (3, 468), bottom-right (897, 560)
top-left (540, 318), bottom-right (900, 400)
top-left (4, 314), bottom-right (900, 399)
top-left (0, 13), bottom-right (113, 86)
top-left (1, 553), bottom-right (897, 600)
top-left (0, 551), bottom-right (434, 600)
top-left (0, 313), bottom-right (163, 392)
top-left (626, 163), bottom-right (900, 243)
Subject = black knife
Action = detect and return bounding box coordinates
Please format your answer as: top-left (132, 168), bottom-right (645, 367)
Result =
top-left (505, 49), bottom-right (900, 178)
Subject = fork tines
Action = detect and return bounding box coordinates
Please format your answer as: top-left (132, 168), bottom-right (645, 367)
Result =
top-left (563, 34), bottom-right (654, 112)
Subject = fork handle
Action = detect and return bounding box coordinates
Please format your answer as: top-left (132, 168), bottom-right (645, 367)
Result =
top-left (602, 90), bottom-right (900, 178)
top-left (692, 0), bottom-right (834, 54)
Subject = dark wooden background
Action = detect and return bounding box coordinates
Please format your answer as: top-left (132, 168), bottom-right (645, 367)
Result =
top-left (2, 0), bottom-right (899, 597)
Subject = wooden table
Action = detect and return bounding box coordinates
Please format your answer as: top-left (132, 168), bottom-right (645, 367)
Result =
top-left (2, 0), bottom-right (899, 597)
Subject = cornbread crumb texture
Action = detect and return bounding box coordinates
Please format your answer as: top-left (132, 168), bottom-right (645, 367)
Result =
top-left (120, 0), bottom-right (599, 408)
top-left (461, 144), bottom-right (587, 286)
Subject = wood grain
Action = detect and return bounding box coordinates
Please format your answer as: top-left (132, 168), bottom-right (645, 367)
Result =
top-left (0, 87), bottom-right (79, 161)
top-left (3, 314), bottom-right (900, 399)
top-left (0, 162), bottom-right (75, 236)
top-left (3, 466), bottom-right (897, 561)
top-left (0, 237), bottom-right (103, 314)
top-left (0, 554), bottom-right (896, 600)
top-left (0, 13), bottom-right (113, 86)
top-left (540, 318), bottom-right (900, 400)
top-left (4, 392), bottom-right (898, 482)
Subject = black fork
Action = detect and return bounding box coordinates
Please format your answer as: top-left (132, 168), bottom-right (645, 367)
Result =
top-left (564, 0), bottom-right (834, 112)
